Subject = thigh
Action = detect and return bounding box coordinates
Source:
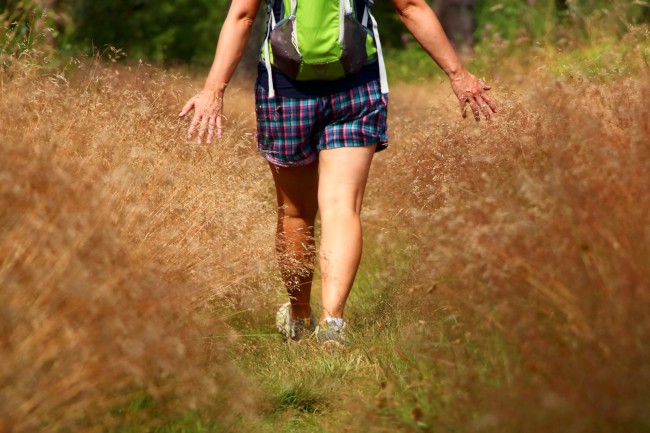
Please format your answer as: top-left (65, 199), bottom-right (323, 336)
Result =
top-left (256, 85), bottom-right (323, 168)
top-left (318, 145), bottom-right (377, 215)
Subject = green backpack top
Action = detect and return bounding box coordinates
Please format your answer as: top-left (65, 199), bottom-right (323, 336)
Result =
top-left (262, 0), bottom-right (388, 97)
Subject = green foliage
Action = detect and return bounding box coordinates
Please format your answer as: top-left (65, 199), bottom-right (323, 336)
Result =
top-left (474, 0), bottom-right (650, 47)
top-left (3, 0), bottom-right (650, 67)
top-left (62, 0), bottom-right (406, 64)
top-left (475, 0), bottom-right (557, 43)
top-left (0, 0), bottom-right (46, 55)
top-left (548, 31), bottom-right (650, 79)
top-left (66, 0), bottom-right (230, 64)
top-left (369, 0), bottom-right (406, 49)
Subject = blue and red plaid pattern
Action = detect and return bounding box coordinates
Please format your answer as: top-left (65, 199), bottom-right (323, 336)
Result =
top-left (255, 79), bottom-right (388, 167)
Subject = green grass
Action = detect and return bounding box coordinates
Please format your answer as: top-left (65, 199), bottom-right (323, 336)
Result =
top-left (384, 48), bottom-right (447, 82)
top-left (105, 226), bottom-right (425, 432)
top-left (227, 228), bottom-right (417, 433)
top-left (93, 28), bottom-right (650, 430)
top-left (106, 223), bottom-right (519, 432)
top-left (107, 397), bottom-right (229, 433)
top-left (384, 23), bottom-right (650, 84)
top-left (547, 38), bottom-right (650, 78)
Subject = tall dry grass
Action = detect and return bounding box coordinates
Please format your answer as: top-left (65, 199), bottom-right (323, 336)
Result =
top-left (2, 18), bottom-right (650, 433)
top-left (365, 70), bottom-right (650, 431)
top-left (0, 50), bottom-right (276, 431)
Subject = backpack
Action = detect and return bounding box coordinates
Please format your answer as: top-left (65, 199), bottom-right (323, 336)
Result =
top-left (262, 0), bottom-right (389, 97)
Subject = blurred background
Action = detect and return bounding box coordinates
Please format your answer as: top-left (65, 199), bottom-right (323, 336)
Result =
top-left (1, 1), bottom-right (649, 433)
top-left (2, 0), bottom-right (649, 67)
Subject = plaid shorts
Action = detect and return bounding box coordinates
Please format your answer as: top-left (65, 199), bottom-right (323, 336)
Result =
top-left (255, 79), bottom-right (388, 167)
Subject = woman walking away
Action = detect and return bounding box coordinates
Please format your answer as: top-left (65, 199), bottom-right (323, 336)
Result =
top-left (179, 0), bottom-right (497, 346)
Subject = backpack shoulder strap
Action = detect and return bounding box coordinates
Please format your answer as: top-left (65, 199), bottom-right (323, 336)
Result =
top-left (363, 0), bottom-right (389, 94)
top-left (263, 0), bottom-right (277, 97)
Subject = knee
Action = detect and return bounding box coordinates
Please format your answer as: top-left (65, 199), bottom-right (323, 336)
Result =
top-left (318, 199), bottom-right (361, 223)
top-left (318, 190), bottom-right (363, 218)
top-left (279, 202), bottom-right (318, 223)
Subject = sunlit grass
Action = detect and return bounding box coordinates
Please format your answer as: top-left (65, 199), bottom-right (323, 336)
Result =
top-left (2, 16), bottom-right (649, 432)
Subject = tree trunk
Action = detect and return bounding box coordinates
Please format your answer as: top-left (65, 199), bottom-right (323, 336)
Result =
top-left (433, 0), bottom-right (476, 50)
top-left (28, 0), bottom-right (65, 47)
top-left (44, 0), bottom-right (65, 47)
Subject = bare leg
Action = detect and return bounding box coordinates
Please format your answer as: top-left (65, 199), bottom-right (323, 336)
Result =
top-left (269, 162), bottom-right (319, 320)
top-left (318, 145), bottom-right (376, 320)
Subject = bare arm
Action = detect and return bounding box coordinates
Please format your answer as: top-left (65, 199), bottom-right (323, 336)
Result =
top-left (179, 0), bottom-right (262, 143)
top-left (390, 0), bottom-right (496, 120)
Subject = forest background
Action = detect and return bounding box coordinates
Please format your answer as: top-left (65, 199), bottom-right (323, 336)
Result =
top-left (3, 0), bottom-right (650, 68)
top-left (1, 1), bottom-right (650, 433)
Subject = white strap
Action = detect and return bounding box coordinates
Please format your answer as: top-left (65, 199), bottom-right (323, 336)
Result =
top-left (263, 5), bottom-right (276, 98)
top-left (367, 8), bottom-right (389, 94)
top-left (344, 0), bottom-right (353, 14)
top-left (339, 0), bottom-right (346, 44)
top-left (361, 7), bottom-right (368, 27)
top-left (289, 0), bottom-right (301, 55)
top-left (339, 0), bottom-right (355, 44)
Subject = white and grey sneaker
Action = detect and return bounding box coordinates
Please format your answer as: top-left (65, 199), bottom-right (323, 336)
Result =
top-left (315, 318), bottom-right (349, 346)
top-left (276, 302), bottom-right (315, 341)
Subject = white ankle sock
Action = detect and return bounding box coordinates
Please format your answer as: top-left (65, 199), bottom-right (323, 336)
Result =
top-left (324, 317), bottom-right (345, 328)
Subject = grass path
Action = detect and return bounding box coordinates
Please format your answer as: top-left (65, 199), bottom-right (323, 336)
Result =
top-left (223, 230), bottom-right (415, 433)
top-left (109, 226), bottom-right (428, 433)
top-left (5, 42), bottom-right (649, 431)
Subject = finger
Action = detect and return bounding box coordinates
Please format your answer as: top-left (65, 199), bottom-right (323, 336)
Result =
top-left (477, 98), bottom-right (491, 120)
top-left (480, 93), bottom-right (498, 113)
top-left (469, 98), bottom-right (480, 121)
top-left (216, 116), bottom-right (223, 139)
top-left (179, 99), bottom-right (195, 118)
top-left (188, 113), bottom-right (201, 139)
top-left (480, 82), bottom-right (492, 91)
top-left (459, 97), bottom-right (468, 119)
top-left (207, 116), bottom-right (216, 144)
top-left (197, 114), bottom-right (209, 144)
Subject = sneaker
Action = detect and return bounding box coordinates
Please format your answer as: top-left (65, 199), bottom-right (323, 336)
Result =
top-left (315, 318), bottom-right (349, 346)
top-left (276, 302), bottom-right (315, 341)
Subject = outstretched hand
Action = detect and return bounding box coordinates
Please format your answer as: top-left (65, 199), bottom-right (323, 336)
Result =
top-left (179, 89), bottom-right (224, 144)
top-left (449, 68), bottom-right (497, 121)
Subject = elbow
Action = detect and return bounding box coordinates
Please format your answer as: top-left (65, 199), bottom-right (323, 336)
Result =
top-left (394, 0), bottom-right (424, 22)
top-left (230, 5), bottom-right (258, 28)
top-left (237, 13), bottom-right (256, 28)
top-left (232, 12), bottom-right (256, 28)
